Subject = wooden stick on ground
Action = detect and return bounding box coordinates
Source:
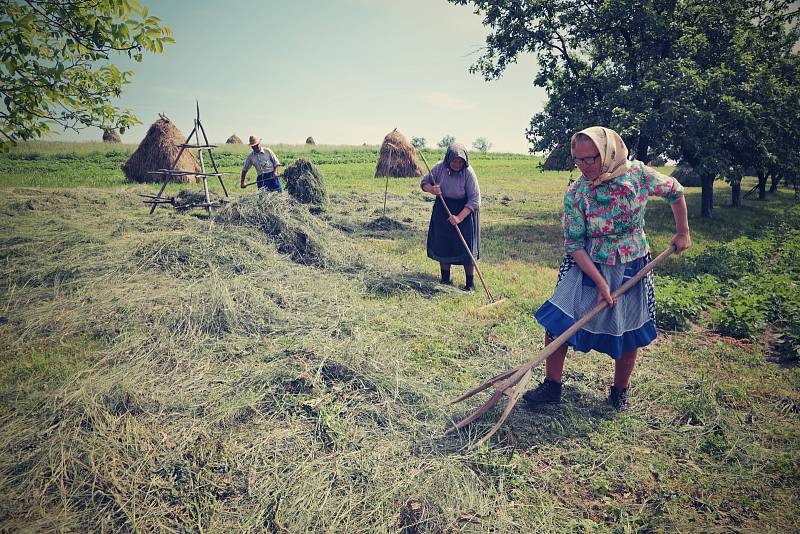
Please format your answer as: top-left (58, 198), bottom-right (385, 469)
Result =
top-left (448, 246), bottom-right (676, 447)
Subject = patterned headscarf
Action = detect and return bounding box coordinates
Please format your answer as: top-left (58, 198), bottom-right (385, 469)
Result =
top-left (571, 126), bottom-right (630, 186)
top-left (443, 143), bottom-right (470, 173)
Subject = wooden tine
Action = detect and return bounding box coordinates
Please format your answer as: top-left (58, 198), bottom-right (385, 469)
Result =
top-left (472, 368), bottom-right (534, 448)
top-left (450, 367), bottom-right (519, 404)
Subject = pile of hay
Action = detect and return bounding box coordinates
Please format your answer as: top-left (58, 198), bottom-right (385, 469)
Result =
top-left (121, 117), bottom-right (201, 183)
top-left (216, 195), bottom-right (349, 268)
top-left (283, 158), bottom-right (327, 207)
top-left (375, 129), bottom-right (424, 178)
top-left (671, 163), bottom-right (700, 186)
top-left (305, 136), bottom-right (316, 145)
top-left (102, 128), bottom-right (122, 143)
top-left (226, 134), bottom-right (243, 144)
top-left (541, 142), bottom-right (573, 170)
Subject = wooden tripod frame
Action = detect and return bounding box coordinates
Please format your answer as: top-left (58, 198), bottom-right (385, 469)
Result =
top-left (143, 102), bottom-right (230, 216)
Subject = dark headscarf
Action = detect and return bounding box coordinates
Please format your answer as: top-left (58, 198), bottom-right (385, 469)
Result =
top-left (443, 143), bottom-right (470, 173)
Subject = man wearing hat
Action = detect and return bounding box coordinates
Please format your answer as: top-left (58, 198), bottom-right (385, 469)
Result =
top-left (241, 135), bottom-right (283, 191)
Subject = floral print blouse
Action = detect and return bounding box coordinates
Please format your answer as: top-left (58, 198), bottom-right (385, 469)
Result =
top-left (563, 160), bottom-right (684, 265)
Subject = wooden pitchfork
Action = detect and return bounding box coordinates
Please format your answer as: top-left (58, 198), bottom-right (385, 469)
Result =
top-left (418, 151), bottom-right (508, 310)
top-left (448, 245), bottom-right (676, 448)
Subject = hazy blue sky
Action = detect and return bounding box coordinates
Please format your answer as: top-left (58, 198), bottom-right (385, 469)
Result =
top-left (64, 0), bottom-right (546, 153)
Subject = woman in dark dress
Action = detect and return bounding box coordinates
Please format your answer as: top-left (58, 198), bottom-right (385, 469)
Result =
top-left (420, 144), bottom-right (482, 291)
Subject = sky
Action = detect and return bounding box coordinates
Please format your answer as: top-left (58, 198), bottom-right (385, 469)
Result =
top-left (61, 0), bottom-right (547, 153)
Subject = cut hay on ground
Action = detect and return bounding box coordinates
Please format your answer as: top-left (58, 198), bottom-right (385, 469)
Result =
top-left (363, 216), bottom-right (410, 232)
top-left (671, 163), bottom-right (701, 186)
top-left (541, 142), bottom-right (573, 170)
top-left (283, 159), bottom-right (327, 207)
top-left (226, 134), bottom-right (243, 144)
top-left (121, 117), bottom-right (201, 183)
top-left (102, 128), bottom-right (122, 143)
top-left (305, 136), bottom-right (316, 145)
top-left (375, 129), bottom-right (424, 178)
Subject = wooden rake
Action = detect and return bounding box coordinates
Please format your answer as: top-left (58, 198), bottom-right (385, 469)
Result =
top-left (448, 245), bottom-right (676, 448)
top-left (417, 151), bottom-right (508, 310)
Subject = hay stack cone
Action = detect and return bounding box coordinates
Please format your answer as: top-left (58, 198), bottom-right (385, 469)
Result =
top-left (121, 117), bottom-right (201, 183)
top-left (671, 163), bottom-right (700, 187)
top-left (541, 142), bottom-right (572, 170)
top-left (102, 128), bottom-right (122, 143)
top-left (305, 136), bottom-right (316, 145)
top-left (375, 129), bottom-right (424, 178)
top-left (226, 134), bottom-right (243, 144)
top-left (284, 158), bottom-right (327, 206)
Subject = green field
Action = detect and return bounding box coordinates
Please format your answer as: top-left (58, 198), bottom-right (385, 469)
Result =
top-left (1, 142), bottom-right (798, 532)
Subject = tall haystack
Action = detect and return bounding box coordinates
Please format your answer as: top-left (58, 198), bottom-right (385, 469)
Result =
top-left (121, 117), bottom-right (201, 183)
top-left (102, 128), bottom-right (122, 143)
top-left (305, 136), bottom-right (316, 145)
top-left (671, 163), bottom-right (701, 186)
top-left (375, 128), bottom-right (424, 178)
top-left (226, 134), bottom-right (243, 144)
top-left (541, 142), bottom-right (573, 170)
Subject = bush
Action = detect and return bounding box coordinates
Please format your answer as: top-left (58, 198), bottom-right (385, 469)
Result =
top-left (687, 237), bottom-right (772, 280)
top-left (472, 137), bottom-right (492, 153)
top-left (655, 277), bottom-right (705, 331)
top-left (437, 135), bottom-right (456, 149)
top-left (711, 288), bottom-right (767, 340)
top-left (410, 137), bottom-right (426, 150)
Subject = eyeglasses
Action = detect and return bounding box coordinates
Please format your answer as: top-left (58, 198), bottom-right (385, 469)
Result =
top-left (573, 153), bottom-right (601, 166)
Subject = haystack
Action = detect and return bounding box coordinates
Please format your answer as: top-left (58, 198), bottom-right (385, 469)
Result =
top-left (283, 158), bottom-right (327, 206)
top-left (375, 129), bottom-right (424, 178)
top-left (541, 142), bottom-right (573, 170)
top-left (102, 128), bottom-right (122, 143)
top-left (226, 134), bottom-right (243, 144)
top-left (305, 136), bottom-right (316, 145)
top-left (121, 117), bottom-right (201, 183)
top-left (671, 163), bottom-right (700, 186)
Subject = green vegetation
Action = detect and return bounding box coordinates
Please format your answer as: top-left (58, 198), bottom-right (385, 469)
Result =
top-left (0, 142), bottom-right (798, 532)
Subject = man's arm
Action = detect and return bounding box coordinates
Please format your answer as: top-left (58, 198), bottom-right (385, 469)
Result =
top-left (241, 155), bottom-right (251, 188)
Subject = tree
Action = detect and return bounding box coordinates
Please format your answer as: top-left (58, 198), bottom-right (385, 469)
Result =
top-left (472, 137), bottom-right (492, 153)
top-left (0, 0), bottom-right (174, 151)
top-left (411, 136), bottom-right (426, 150)
top-left (437, 135), bottom-right (456, 148)
top-left (449, 0), bottom-right (800, 217)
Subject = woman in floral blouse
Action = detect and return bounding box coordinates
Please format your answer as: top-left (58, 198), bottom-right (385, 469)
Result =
top-left (524, 126), bottom-right (691, 411)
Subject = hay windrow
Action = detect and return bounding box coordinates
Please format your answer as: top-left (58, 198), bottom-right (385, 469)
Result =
top-left (121, 117), bottom-right (201, 183)
top-left (282, 158), bottom-right (327, 207)
top-left (216, 194), bottom-right (353, 268)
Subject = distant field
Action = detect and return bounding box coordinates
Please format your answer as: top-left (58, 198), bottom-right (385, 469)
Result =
top-left (0, 142), bottom-right (797, 532)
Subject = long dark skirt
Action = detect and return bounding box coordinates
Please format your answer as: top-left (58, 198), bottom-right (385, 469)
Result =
top-left (426, 196), bottom-right (480, 266)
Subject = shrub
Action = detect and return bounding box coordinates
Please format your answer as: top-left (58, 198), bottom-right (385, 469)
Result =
top-left (711, 288), bottom-right (767, 340)
top-left (437, 135), bottom-right (456, 149)
top-left (687, 237), bottom-right (772, 280)
top-left (410, 137), bottom-right (426, 150)
top-left (655, 277), bottom-right (705, 331)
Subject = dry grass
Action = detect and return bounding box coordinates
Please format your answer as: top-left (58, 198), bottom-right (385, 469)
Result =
top-left (375, 129), bottom-right (425, 178)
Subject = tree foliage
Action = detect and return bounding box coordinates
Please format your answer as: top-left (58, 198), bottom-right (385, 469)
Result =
top-left (437, 134), bottom-right (456, 148)
top-left (449, 0), bottom-right (800, 217)
top-left (411, 136), bottom-right (426, 150)
top-left (472, 137), bottom-right (492, 152)
top-left (0, 0), bottom-right (174, 151)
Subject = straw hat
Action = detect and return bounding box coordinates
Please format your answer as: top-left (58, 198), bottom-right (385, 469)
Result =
top-left (248, 135), bottom-right (262, 146)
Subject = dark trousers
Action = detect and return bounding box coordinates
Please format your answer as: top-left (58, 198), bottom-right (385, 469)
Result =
top-left (257, 171), bottom-right (282, 192)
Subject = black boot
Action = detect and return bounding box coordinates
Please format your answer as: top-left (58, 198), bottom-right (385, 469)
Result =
top-left (522, 378), bottom-right (562, 407)
top-left (609, 386), bottom-right (629, 411)
top-left (440, 268), bottom-right (452, 285)
top-left (463, 274), bottom-right (475, 292)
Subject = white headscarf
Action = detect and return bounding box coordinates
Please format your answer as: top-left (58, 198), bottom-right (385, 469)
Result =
top-left (571, 126), bottom-right (630, 186)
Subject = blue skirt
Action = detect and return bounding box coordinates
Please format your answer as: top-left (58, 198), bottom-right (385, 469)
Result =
top-left (534, 254), bottom-right (657, 359)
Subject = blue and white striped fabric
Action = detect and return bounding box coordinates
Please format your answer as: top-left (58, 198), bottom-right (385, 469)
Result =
top-left (534, 253), bottom-right (656, 359)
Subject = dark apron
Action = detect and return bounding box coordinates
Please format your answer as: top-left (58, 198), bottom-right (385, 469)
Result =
top-left (426, 196), bottom-right (480, 266)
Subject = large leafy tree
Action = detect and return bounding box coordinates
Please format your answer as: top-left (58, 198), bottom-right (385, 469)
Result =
top-left (449, 0), bottom-right (799, 217)
top-left (0, 0), bottom-right (174, 151)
